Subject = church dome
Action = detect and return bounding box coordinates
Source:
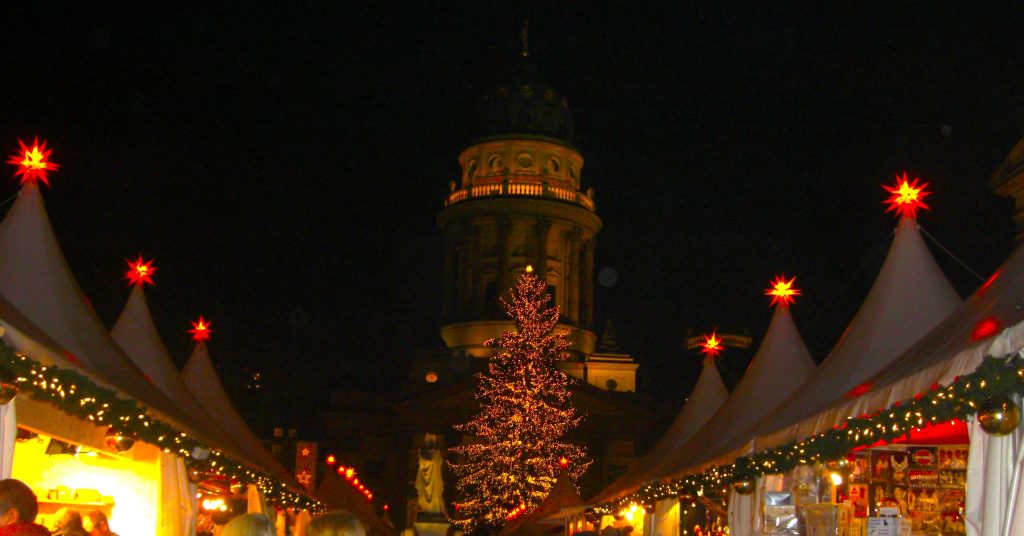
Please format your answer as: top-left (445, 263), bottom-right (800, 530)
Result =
top-left (473, 60), bottom-right (574, 145)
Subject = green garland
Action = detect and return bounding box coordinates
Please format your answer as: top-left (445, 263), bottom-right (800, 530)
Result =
top-left (595, 354), bottom-right (1024, 515)
top-left (0, 341), bottom-right (323, 512)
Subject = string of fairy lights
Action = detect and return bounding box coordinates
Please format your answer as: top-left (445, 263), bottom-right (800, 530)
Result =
top-left (591, 354), bottom-right (1024, 518)
top-left (1, 139), bottom-right (322, 512)
top-left (0, 343), bottom-right (323, 511)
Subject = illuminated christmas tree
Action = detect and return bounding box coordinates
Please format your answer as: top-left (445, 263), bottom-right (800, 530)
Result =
top-left (450, 267), bottom-right (591, 534)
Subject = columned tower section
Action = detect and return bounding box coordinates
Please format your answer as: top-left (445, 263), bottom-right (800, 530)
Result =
top-left (438, 68), bottom-right (601, 360)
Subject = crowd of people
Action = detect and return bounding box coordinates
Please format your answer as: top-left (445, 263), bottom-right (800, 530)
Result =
top-left (0, 478), bottom-right (364, 536)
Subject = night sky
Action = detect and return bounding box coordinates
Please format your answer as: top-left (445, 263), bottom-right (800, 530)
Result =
top-left (2, 3), bottom-right (1023, 433)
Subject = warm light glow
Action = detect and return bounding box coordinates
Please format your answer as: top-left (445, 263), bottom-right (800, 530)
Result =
top-left (202, 497), bottom-right (228, 511)
top-left (765, 275), bottom-right (800, 306)
top-left (326, 454), bottom-right (336, 465)
top-left (345, 468), bottom-right (355, 480)
top-left (7, 137), bottom-right (59, 186)
top-left (189, 316), bottom-right (213, 343)
top-left (525, 265), bottom-right (534, 274)
top-left (124, 256), bottom-right (156, 286)
top-left (559, 456), bottom-right (570, 468)
top-left (884, 172), bottom-right (931, 219)
top-left (971, 316), bottom-right (1002, 341)
top-left (829, 471), bottom-right (844, 486)
top-left (701, 333), bottom-right (722, 357)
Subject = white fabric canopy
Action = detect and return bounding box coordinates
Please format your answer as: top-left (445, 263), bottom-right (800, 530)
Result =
top-left (0, 183), bottom-right (209, 436)
top-left (182, 342), bottom-right (297, 482)
top-left (656, 305), bottom-right (816, 479)
top-left (159, 451), bottom-right (197, 536)
top-left (112, 284), bottom-right (254, 465)
top-left (590, 354), bottom-right (728, 503)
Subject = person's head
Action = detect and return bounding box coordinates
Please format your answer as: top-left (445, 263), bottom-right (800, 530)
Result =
top-left (54, 508), bottom-right (84, 531)
top-left (221, 513), bottom-right (275, 536)
top-left (308, 510), bottom-right (366, 536)
top-left (0, 479), bottom-right (38, 526)
top-left (84, 510), bottom-right (110, 535)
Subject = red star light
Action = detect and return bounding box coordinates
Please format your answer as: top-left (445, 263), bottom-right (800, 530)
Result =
top-left (124, 256), bottom-right (156, 286)
top-left (7, 138), bottom-right (59, 186)
top-left (765, 275), bottom-right (800, 306)
top-left (559, 457), bottom-right (570, 468)
top-left (884, 172), bottom-right (931, 219)
top-left (189, 316), bottom-right (213, 343)
top-left (701, 333), bottom-right (723, 357)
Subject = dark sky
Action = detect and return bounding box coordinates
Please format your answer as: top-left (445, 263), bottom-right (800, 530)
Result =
top-left (2, 3), bottom-right (1023, 432)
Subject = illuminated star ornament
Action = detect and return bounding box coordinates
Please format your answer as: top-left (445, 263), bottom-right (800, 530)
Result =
top-left (189, 316), bottom-right (213, 343)
top-left (883, 172), bottom-right (931, 219)
top-left (765, 275), bottom-right (800, 306)
top-left (7, 137), bottom-right (60, 186)
top-left (701, 333), bottom-right (723, 357)
top-left (124, 256), bottom-right (157, 286)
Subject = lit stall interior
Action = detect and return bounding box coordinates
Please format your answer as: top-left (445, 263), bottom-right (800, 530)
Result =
top-left (12, 428), bottom-right (160, 534)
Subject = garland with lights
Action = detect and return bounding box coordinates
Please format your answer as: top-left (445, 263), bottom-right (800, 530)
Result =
top-left (594, 353), bottom-right (1024, 516)
top-left (0, 341), bottom-right (323, 512)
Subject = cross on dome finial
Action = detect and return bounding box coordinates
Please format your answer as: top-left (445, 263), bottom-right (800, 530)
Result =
top-left (125, 256), bottom-right (156, 286)
top-left (765, 275), bottom-right (800, 306)
top-left (520, 20), bottom-right (530, 58)
top-left (189, 316), bottom-right (213, 343)
top-left (7, 137), bottom-right (59, 186)
top-left (884, 172), bottom-right (931, 219)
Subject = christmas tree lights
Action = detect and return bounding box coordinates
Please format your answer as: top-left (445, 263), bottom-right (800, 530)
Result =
top-left (449, 269), bottom-right (591, 534)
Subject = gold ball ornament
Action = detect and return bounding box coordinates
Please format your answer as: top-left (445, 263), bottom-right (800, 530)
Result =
top-left (104, 427), bottom-right (136, 452)
top-left (0, 367), bottom-right (18, 405)
top-left (187, 466), bottom-right (203, 483)
top-left (732, 479), bottom-right (755, 495)
top-left (978, 396), bottom-right (1020, 436)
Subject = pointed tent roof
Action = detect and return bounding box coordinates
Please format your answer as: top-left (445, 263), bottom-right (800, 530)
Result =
top-left (316, 472), bottom-right (395, 536)
top-left (588, 354), bottom-right (728, 503)
top-left (111, 284), bottom-right (254, 465)
top-left (181, 341), bottom-right (299, 483)
top-left (748, 218), bottom-right (959, 436)
top-left (0, 183), bottom-right (210, 435)
top-left (500, 470), bottom-right (584, 536)
top-left (655, 304), bottom-right (816, 479)
top-left (709, 238), bottom-right (1024, 464)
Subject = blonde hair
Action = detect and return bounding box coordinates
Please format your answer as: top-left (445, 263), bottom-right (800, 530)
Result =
top-left (308, 510), bottom-right (366, 536)
top-left (221, 512), bottom-right (275, 536)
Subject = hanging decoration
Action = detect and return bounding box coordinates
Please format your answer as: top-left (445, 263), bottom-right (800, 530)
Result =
top-left (0, 339), bottom-right (321, 511)
top-left (0, 366), bottom-right (18, 405)
top-left (883, 172), bottom-right (931, 219)
top-left (104, 426), bottom-right (136, 452)
top-left (7, 137), bottom-right (59, 186)
top-left (731, 479), bottom-right (754, 495)
top-left (124, 256), bottom-right (157, 286)
top-left (765, 275), bottom-right (800, 307)
top-left (976, 395), bottom-right (1020, 436)
top-left (593, 354), bottom-right (1024, 517)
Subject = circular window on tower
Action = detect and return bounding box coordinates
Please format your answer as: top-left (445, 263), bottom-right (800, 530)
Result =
top-left (516, 153), bottom-right (534, 169)
top-left (425, 371), bottom-right (438, 383)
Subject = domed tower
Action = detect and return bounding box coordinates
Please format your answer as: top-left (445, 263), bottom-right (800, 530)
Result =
top-left (438, 53), bottom-right (601, 361)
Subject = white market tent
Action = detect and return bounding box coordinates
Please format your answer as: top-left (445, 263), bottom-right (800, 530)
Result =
top-left (649, 302), bottom-right (816, 482)
top-left (0, 183), bottom-right (217, 440)
top-left (588, 354), bottom-right (728, 504)
top-left (111, 283), bottom-right (257, 469)
top-left (673, 216), bottom-right (962, 479)
top-left (181, 340), bottom-right (299, 491)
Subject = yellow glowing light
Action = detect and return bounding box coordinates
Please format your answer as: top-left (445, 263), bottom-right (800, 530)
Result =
top-left (701, 333), bottom-right (723, 357)
top-left (765, 275), bottom-right (800, 306)
top-left (883, 172), bottom-right (931, 219)
top-left (829, 471), bottom-right (843, 486)
top-left (525, 265), bottom-right (534, 274)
